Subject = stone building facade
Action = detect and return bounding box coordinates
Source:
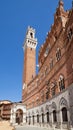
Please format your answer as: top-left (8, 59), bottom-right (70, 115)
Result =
top-left (10, 103), bottom-right (26, 125)
top-left (0, 100), bottom-right (26, 125)
top-left (22, 0), bottom-right (73, 129)
top-left (0, 100), bottom-right (13, 120)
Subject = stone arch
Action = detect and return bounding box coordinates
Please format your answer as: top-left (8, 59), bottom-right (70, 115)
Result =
top-left (59, 97), bottom-right (68, 109)
top-left (16, 109), bottom-right (23, 124)
top-left (59, 97), bottom-right (68, 123)
top-left (52, 102), bottom-right (57, 110)
top-left (36, 109), bottom-right (39, 114)
top-left (52, 102), bottom-right (57, 123)
top-left (41, 107), bottom-right (44, 113)
top-left (45, 105), bottom-right (49, 112)
top-left (32, 110), bottom-right (34, 115)
top-left (10, 103), bottom-right (26, 125)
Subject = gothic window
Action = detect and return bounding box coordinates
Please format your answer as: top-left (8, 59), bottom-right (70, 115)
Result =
top-left (59, 75), bottom-right (65, 91)
top-left (41, 91), bottom-right (44, 103)
top-left (56, 48), bottom-right (61, 61)
top-left (46, 80), bottom-right (50, 100)
top-left (46, 112), bottom-right (49, 123)
top-left (50, 58), bottom-right (53, 69)
top-left (67, 28), bottom-right (73, 40)
top-left (62, 107), bottom-right (68, 122)
top-left (53, 110), bottom-right (57, 122)
top-left (46, 80), bottom-right (50, 86)
top-left (46, 88), bottom-right (50, 100)
top-left (44, 44), bottom-right (51, 57)
top-left (36, 97), bottom-right (39, 105)
top-left (51, 83), bottom-right (55, 96)
top-left (45, 67), bottom-right (48, 75)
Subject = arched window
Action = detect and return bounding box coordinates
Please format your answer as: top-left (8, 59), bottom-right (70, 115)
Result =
top-left (51, 83), bottom-right (55, 96)
top-left (67, 28), bottom-right (73, 40)
top-left (50, 58), bottom-right (53, 69)
top-left (46, 112), bottom-right (49, 123)
top-left (44, 44), bottom-right (51, 57)
top-left (62, 107), bottom-right (68, 122)
top-left (41, 91), bottom-right (44, 103)
top-left (56, 48), bottom-right (61, 61)
top-left (59, 75), bottom-right (65, 91)
top-left (30, 32), bottom-right (33, 38)
top-left (53, 110), bottom-right (57, 122)
top-left (42, 113), bottom-right (44, 123)
top-left (37, 114), bottom-right (39, 123)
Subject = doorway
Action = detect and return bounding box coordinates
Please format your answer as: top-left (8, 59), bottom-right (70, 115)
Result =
top-left (16, 109), bottom-right (23, 124)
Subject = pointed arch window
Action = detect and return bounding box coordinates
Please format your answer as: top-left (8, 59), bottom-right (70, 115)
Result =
top-left (44, 44), bottom-right (51, 57)
top-left (46, 88), bottom-right (50, 100)
top-left (59, 75), bottom-right (65, 91)
top-left (51, 83), bottom-right (56, 96)
top-left (30, 32), bottom-right (33, 38)
top-left (50, 58), bottom-right (53, 69)
top-left (56, 48), bottom-right (61, 61)
top-left (67, 28), bottom-right (73, 40)
top-left (41, 90), bottom-right (44, 103)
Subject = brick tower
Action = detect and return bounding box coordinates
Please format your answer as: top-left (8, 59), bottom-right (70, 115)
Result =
top-left (22, 26), bottom-right (37, 91)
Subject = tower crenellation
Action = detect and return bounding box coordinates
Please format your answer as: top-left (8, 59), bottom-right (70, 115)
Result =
top-left (23, 26), bottom-right (37, 50)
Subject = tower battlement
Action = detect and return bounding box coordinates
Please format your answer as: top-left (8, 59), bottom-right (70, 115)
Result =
top-left (23, 26), bottom-right (37, 50)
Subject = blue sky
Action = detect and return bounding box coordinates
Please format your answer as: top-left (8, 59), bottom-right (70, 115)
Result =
top-left (0, 0), bottom-right (72, 102)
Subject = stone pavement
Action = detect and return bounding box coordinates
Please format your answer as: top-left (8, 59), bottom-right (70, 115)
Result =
top-left (0, 121), bottom-right (14, 130)
top-left (15, 125), bottom-right (49, 130)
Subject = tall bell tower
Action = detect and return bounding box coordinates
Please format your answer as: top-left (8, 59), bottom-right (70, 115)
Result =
top-left (22, 26), bottom-right (37, 90)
